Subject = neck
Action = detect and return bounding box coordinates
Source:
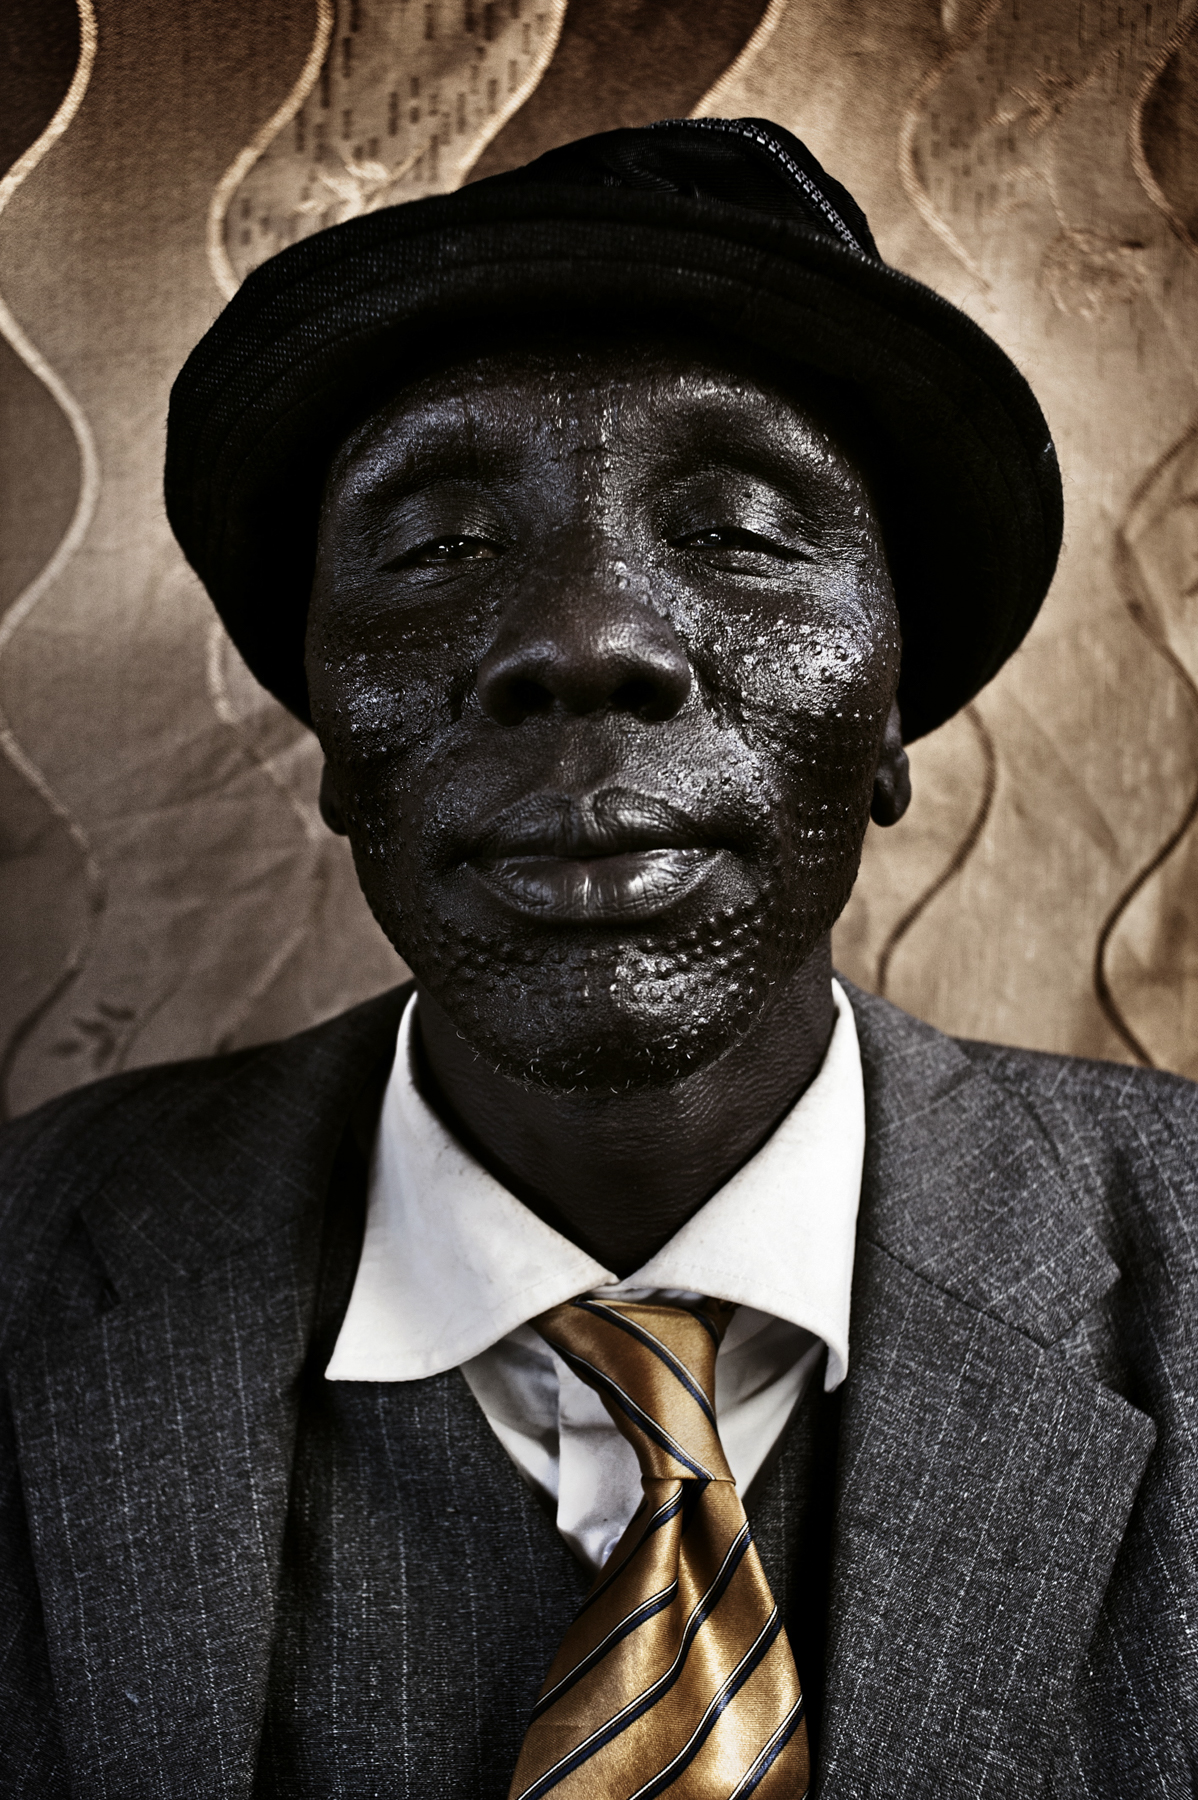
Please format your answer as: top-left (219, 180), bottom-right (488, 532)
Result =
top-left (414, 940), bottom-right (835, 1276)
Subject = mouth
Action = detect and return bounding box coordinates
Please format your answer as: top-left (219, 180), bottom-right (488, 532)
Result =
top-left (465, 788), bottom-right (724, 923)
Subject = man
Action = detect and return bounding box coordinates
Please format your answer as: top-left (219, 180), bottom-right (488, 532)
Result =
top-left (0, 119), bottom-right (1194, 1798)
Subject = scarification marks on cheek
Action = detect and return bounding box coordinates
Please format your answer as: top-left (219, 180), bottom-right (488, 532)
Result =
top-left (311, 600), bottom-right (496, 757)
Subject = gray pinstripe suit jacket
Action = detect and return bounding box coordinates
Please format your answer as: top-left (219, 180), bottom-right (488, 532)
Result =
top-left (1, 982), bottom-right (1195, 1796)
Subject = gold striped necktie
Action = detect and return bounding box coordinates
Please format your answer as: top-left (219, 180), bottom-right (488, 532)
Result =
top-left (508, 1296), bottom-right (809, 1800)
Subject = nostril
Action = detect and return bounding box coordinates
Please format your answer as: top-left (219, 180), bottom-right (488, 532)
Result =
top-left (612, 677), bottom-right (678, 721)
top-left (509, 677), bottom-right (553, 717)
top-left (482, 673), bottom-right (555, 726)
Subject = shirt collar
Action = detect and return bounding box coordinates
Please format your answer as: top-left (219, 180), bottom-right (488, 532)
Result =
top-left (326, 981), bottom-right (864, 1389)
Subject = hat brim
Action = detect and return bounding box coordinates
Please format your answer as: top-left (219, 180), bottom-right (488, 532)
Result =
top-left (165, 183), bottom-right (1062, 740)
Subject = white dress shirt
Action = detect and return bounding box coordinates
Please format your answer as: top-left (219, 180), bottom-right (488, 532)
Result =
top-left (328, 983), bottom-right (865, 1569)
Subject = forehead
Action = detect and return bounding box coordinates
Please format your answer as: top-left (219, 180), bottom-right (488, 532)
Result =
top-left (328, 334), bottom-right (864, 492)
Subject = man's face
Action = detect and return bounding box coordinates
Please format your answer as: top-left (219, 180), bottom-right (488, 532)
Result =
top-left (307, 338), bottom-right (900, 1091)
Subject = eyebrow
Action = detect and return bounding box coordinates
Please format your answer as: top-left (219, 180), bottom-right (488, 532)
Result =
top-left (341, 423), bottom-right (528, 510)
top-left (339, 380), bottom-right (850, 512)
top-left (637, 414), bottom-right (857, 525)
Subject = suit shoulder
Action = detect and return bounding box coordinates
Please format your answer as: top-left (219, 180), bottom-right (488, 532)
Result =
top-left (0, 1062), bottom-right (203, 1254)
top-left (955, 1036), bottom-right (1198, 1241)
top-left (0, 985), bottom-right (408, 1333)
top-left (843, 977), bottom-right (1198, 1237)
top-left (956, 1035), bottom-right (1198, 1137)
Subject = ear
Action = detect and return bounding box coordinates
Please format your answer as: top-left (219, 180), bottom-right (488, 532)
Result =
top-left (869, 700), bottom-right (911, 827)
top-left (319, 762), bottom-right (349, 836)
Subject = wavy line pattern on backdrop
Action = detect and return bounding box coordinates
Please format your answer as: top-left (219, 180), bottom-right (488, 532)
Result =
top-left (0, 0), bottom-right (101, 1119)
top-left (208, 0), bottom-right (336, 301)
top-left (215, 0), bottom-right (568, 288)
top-left (469, 0), bottom-right (773, 174)
top-left (1093, 7), bottom-right (1194, 1058)
top-left (1096, 422), bottom-right (1198, 1064)
top-left (883, 2), bottom-right (1195, 1022)
top-left (869, 1), bottom-right (1003, 995)
top-left (691, 0), bottom-right (790, 118)
top-left (874, 0), bottom-right (1198, 1061)
top-left (201, 0), bottom-right (568, 1037)
top-left (896, 0), bottom-right (1002, 292)
top-left (204, 0), bottom-right (337, 1050)
top-left (204, 617), bottom-right (334, 1054)
top-left (876, 706), bottom-right (996, 1001)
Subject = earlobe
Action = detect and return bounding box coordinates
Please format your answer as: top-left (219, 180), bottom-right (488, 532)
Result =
top-left (870, 700), bottom-right (911, 827)
top-left (319, 762), bottom-right (349, 836)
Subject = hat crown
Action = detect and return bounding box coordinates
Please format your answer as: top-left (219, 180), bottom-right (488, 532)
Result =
top-left (485, 117), bottom-right (880, 261)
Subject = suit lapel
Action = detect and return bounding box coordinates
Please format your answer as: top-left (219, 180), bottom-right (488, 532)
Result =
top-left (816, 988), bottom-right (1156, 1798)
top-left (6, 987), bottom-right (405, 1800)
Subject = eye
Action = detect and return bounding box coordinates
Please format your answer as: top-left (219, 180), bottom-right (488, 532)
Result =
top-left (384, 535), bottom-right (503, 572)
top-left (673, 527), bottom-right (810, 565)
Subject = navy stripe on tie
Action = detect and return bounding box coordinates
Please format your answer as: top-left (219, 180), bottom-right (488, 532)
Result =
top-left (681, 1303), bottom-right (725, 1350)
top-left (552, 1347), bottom-right (715, 1480)
top-left (530, 1579), bottom-right (680, 1719)
top-left (727, 1695), bottom-right (807, 1799)
top-left (573, 1486), bottom-right (695, 1622)
top-left (570, 1300), bottom-right (718, 1426)
top-left (513, 1523), bottom-right (753, 1800)
top-left (625, 1608), bottom-right (786, 1800)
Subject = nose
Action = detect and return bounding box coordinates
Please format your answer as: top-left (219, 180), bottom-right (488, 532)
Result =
top-left (476, 578), bottom-right (693, 727)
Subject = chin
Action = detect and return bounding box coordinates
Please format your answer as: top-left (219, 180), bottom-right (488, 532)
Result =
top-left (397, 882), bottom-right (846, 1095)
top-left (435, 976), bottom-right (766, 1094)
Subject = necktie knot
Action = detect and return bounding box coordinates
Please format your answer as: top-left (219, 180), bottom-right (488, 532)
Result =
top-left (534, 1296), bottom-right (735, 1485)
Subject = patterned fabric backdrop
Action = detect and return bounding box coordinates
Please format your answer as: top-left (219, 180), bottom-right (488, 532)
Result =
top-left (2, 0), bottom-right (1196, 1118)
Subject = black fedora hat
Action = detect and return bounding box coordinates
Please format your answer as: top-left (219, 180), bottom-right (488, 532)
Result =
top-left (165, 117), bottom-right (1062, 741)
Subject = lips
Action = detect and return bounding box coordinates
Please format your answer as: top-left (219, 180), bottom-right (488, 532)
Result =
top-left (465, 788), bottom-right (723, 922)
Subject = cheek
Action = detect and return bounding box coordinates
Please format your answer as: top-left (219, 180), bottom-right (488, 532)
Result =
top-left (306, 603), bottom-right (490, 767)
top-left (693, 582), bottom-right (900, 798)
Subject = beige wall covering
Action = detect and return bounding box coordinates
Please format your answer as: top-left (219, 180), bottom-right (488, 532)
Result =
top-left (1, 0), bottom-right (1196, 1118)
